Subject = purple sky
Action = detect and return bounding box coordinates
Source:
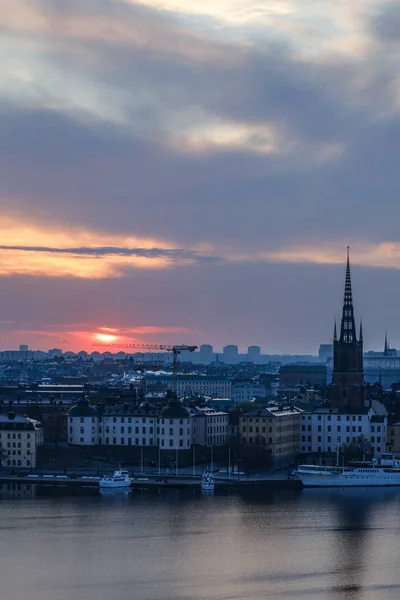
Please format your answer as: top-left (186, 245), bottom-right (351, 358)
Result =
top-left (1, 0), bottom-right (400, 353)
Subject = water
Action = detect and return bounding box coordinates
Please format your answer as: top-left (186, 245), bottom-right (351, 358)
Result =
top-left (1, 485), bottom-right (400, 600)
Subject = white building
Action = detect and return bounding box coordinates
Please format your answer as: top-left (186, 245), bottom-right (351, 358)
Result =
top-left (300, 405), bottom-right (387, 457)
top-left (68, 395), bottom-right (228, 450)
top-left (0, 412), bottom-right (44, 468)
top-left (145, 375), bottom-right (232, 399)
top-left (231, 381), bottom-right (267, 405)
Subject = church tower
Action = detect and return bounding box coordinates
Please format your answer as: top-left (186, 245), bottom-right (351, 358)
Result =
top-left (329, 248), bottom-right (365, 410)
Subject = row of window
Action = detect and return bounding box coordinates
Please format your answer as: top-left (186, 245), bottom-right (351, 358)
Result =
top-left (301, 446), bottom-right (382, 453)
top-left (74, 437), bottom-right (191, 448)
top-left (303, 415), bottom-right (364, 422)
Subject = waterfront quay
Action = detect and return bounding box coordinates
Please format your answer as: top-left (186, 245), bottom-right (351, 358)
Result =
top-left (0, 469), bottom-right (300, 490)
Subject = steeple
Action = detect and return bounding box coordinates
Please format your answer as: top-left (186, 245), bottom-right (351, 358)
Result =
top-left (330, 247), bottom-right (364, 410)
top-left (339, 246), bottom-right (357, 344)
top-left (333, 320), bottom-right (338, 342)
top-left (384, 331), bottom-right (388, 356)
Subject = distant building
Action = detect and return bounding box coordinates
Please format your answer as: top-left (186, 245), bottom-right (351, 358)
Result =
top-left (279, 364), bottom-right (327, 389)
top-left (239, 405), bottom-right (302, 468)
top-left (0, 412), bottom-right (44, 468)
top-left (247, 346), bottom-right (261, 362)
top-left (145, 375), bottom-right (232, 399)
top-left (231, 381), bottom-right (267, 404)
top-left (318, 344), bottom-right (333, 362)
top-left (48, 349), bottom-right (62, 359)
top-left (222, 345), bottom-right (238, 363)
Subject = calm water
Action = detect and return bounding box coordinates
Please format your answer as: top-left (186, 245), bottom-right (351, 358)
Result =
top-left (1, 485), bottom-right (400, 600)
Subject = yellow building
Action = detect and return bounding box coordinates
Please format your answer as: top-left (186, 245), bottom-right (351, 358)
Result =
top-left (239, 405), bottom-right (302, 468)
top-left (0, 413), bottom-right (44, 469)
top-left (386, 422), bottom-right (400, 454)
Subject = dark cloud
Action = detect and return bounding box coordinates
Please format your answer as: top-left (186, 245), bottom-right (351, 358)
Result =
top-left (0, 244), bottom-right (219, 262)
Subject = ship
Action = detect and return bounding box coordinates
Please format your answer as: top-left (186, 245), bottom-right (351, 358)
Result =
top-left (296, 453), bottom-right (400, 487)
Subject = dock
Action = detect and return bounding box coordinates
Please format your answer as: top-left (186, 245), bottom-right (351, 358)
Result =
top-left (0, 472), bottom-right (301, 490)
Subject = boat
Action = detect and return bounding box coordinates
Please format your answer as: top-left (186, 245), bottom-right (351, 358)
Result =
top-left (296, 454), bottom-right (400, 488)
top-left (201, 472), bottom-right (215, 491)
top-left (99, 468), bottom-right (132, 489)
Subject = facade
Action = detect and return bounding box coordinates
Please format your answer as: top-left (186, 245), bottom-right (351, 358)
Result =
top-left (247, 346), bottom-right (261, 362)
top-left (386, 422), bottom-right (400, 454)
top-left (329, 249), bottom-right (365, 410)
top-left (231, 381), bottom-right (267, 404)
top-left (0, 413), bottom-right (44, 468)
top-left (300, 407), bottom-right (387, 457)
top-left (145, 375), bottom-right (232, 399)
top-left (279, 364), bottom-right (327, 388)
top-left (239, 405), bottom-right (302, 467)
top-left (68, 395), bottom-right (228, 450)
top-left (318, 344), bottom-right (333, 362)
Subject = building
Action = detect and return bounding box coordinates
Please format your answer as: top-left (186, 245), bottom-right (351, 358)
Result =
top-left (68, 394), bottom-right (228, 450)
top-left (279, 364), bottom-right (327, 389)
top-left (318, 344), bottom-right (333, 362)
top-left (329, 249), bottom-right (365, 410)
top-left (299, 406), bottom-right (387, 458)
top-left (239, 405), bottom-right (302, 468)
top-left (68, 395), bottom-right (98, 446)
top-left (192, 407), bottom-right (229, 446)
top-left (0, 412), bottom-right (44, 468)
top-left (222, 345), bottom-right (239, 363)
top-left (247, 346), bottom-right (261, 362)
top-left (386, 422), bottom-right (400, 454)
top-left (231, 380), bottom-right (267, 404)
top-left (145, 375), bottom-right (232, 399)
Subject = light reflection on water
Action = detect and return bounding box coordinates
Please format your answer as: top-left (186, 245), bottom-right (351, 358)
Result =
top-left (1, 485), bottom-right (400, 600)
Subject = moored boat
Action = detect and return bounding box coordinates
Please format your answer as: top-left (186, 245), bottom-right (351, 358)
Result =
top-left (201, 472), bottom-right (215, 491)
top-left (99, 469), bottom-right (132, 489)
top-left (296, 454), bottom-right (400, 488)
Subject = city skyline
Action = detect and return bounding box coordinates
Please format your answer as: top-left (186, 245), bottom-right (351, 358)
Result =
top-left (2, 1), bottom-right (400, 352)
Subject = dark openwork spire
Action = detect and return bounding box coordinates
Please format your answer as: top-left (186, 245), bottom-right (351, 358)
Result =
top-left (339, 246), bottom-right (357, 344)
top-left (384, 331), bottom-right (388, 356)
top-left (333, 320), bottom-right (338, 342)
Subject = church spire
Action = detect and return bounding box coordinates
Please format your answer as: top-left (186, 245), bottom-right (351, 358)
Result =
top-left (333, 320), bottom-right (338, 342)
top-left (339, 246), bottom-right (357, 344)
top-left (359, 319), bottom-right (363, 343)
top-left (384, 331), bottom-right (388, 356)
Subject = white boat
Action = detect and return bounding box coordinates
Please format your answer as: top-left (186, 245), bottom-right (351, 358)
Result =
top-left (201, 472), bottom-right (215, 491)
top-left (297, 454), bottom-right (400, 488)
top-left (99, 469), bottom-right (132, 489)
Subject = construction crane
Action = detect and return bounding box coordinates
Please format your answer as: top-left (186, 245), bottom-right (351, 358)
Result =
top-left (92, 343), bottom-right (198, 393)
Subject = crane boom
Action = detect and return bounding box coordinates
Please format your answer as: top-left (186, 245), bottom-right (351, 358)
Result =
top-left (92, 342), bottom-right (198, 393)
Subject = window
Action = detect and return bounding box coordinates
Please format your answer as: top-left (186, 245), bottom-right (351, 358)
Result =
top-left (169, 440), bottom-right (173, 447)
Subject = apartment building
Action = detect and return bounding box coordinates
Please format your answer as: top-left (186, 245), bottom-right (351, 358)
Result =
top-left (0, 412), bottom-right (44, 468)
top-left (239, 405), bottom-right (302, 467)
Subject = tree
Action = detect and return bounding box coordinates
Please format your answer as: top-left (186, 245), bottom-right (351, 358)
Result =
top-left (341, 435), bottom-right (372, 462)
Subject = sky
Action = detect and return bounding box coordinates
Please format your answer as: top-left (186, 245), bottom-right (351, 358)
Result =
top-left (1, 0), bottom-right (400, 354)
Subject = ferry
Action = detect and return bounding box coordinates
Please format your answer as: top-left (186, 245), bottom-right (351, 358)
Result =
top-left (296, 453), bottom-right (400, 488)
top-left (99, 468), bottom-right (132, 489)
top-left (201, 472), bottom-right (215, 491)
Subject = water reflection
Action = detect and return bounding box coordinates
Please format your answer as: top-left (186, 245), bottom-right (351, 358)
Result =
top-left (0, 486), bottom-right (400, 600)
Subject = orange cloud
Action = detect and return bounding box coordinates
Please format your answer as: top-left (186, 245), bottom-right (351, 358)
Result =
top-left (0, 216), bottom-right (215, 278)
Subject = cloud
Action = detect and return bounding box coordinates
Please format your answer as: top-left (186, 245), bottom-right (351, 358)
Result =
top-left (0, 0), bottom-right (400, 351)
